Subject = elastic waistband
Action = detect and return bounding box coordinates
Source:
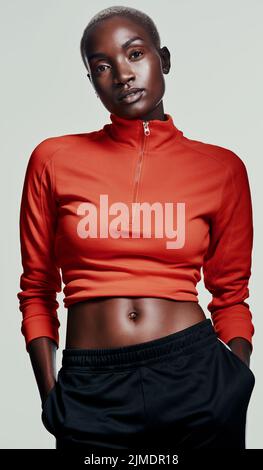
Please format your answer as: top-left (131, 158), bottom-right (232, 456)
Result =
top-left (62, 318), bottom-right (217, 370)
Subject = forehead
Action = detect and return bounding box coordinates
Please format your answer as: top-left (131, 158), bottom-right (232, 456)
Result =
top-left (86, 16), bottom-right (152, 57)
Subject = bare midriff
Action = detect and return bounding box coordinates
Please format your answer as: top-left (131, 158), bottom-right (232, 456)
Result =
top-left (65, 297), bottom-right (207, 349)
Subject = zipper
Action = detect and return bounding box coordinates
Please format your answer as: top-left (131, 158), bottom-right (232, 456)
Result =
top-left (129, 121), bottom-right (150, 226)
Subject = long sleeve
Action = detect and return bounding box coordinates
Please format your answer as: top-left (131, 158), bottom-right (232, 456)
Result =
top-left (17, 140), bottom-right (62, 352)
top-left (203, 154), bottom-right (255, 351)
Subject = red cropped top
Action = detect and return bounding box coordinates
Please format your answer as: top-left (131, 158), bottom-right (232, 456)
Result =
top-left (17, 112), bottom-right (255, 352)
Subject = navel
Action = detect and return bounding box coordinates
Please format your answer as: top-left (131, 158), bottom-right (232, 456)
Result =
top-left (128, 311), bottom-right (138, 321)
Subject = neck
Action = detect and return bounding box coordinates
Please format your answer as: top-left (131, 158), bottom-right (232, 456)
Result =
top-left (117, 101), bottom-right (166, 122)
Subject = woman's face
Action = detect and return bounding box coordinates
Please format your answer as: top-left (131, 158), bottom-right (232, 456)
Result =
top-left (85, 15), bottom-right (170, 120)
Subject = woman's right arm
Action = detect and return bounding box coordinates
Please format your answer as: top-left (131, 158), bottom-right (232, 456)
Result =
top-left (17, 139), bottom-right (62, 404)
top-left (28, 337), bottom-right (57, 405)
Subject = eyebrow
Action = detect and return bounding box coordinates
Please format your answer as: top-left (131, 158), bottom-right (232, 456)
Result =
top-left (87, 36), bottom-right (145, 61)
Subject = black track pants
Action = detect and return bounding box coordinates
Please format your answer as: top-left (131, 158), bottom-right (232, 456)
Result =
top-left (41, 318), bottom-right (255, 451)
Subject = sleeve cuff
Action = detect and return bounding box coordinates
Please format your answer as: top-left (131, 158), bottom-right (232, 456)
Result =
top-left (21, 313), bottom-right (60, 352)
top-left (211, 305), bottom-right (255, 353)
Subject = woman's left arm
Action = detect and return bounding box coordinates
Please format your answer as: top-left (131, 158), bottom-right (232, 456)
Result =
top-left (227, 337), bottom-right (252, 368)
top-left (203, 151), bottom-right (255, 361)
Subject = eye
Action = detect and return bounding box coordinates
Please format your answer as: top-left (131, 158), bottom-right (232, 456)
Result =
top-left (95, 64), bottom-right (109, 74)
top-left (130, 50), bottom-right (144, 60)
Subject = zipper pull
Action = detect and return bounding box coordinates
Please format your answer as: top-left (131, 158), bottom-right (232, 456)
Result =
top-left (143, 121), bottom-right (150, 136)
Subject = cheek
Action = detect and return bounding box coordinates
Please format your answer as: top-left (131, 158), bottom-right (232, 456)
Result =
top-left (142, 60), bottom-right (165, 95)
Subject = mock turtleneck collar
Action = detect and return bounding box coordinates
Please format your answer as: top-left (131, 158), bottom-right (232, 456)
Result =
top-left (102, 112), bottom-right (182, 151)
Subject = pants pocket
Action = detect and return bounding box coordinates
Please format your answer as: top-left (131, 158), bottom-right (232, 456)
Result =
top-left (41, 370), bottom-right (66, 438)
top-left (217, 338), bottom-right (255, 385)
top-left (41, 383), bottom-right (58, 435)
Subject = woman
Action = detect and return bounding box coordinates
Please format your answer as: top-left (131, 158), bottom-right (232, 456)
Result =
top-left (17, 6), bottom-right (255, 451)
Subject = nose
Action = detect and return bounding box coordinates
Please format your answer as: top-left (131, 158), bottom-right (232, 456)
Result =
top-left (112, 58), bottom-right (135, 86)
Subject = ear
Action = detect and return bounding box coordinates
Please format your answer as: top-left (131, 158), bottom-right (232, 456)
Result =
top-left (86, 72), bottom-right (95, 90)
top-left (159, 46), bottom-right (171, 74)
top-left (86, 73), bottom-right (99, 97)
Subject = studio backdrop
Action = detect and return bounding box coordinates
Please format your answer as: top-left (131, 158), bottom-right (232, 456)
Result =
top-left (1, 0), bottom-right (262, 449)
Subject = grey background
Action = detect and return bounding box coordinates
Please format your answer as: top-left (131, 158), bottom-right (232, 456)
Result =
top-left (1, 0), bottom-right (262, 448)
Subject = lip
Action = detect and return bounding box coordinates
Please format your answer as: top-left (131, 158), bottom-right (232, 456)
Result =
top-left (118, 89), bottom-right (145, 104)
